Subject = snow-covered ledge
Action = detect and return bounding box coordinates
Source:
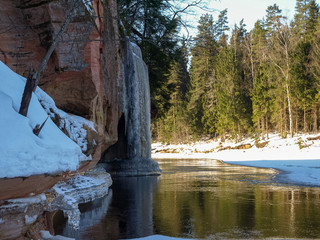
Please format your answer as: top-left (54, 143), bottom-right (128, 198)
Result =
top-left (0, 166), bottom-right (112, 239)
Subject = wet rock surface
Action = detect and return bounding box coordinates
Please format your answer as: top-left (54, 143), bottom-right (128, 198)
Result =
top-left (0, 167), bottom-right (111, 239)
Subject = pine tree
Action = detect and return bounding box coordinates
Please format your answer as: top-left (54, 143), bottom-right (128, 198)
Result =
top-left (251, 20), bottom-right (273, 138)
top-left (215, 46), bottom-right (237, 136)
top-left (265, 4), bottom-right (284, 37)
top-left (292, 0), bottom-right (319, 41)
top-left (290, 0), bottom-right (319, 132)
top-left (291, 41), bottom-right (316, 132)
top-left (214, 21), bottom-right (252, 138)
top-left (308, 8), bottom-right (320, 132)
top-left (167, 41), bottom-right (191, 142)
top-left (188, 14), bottom-right (217, 136)
top-left (214, 9), bottom-right (230, 47)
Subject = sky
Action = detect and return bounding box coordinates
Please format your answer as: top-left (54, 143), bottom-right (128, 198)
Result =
top-left (210, 0), bottom-right (296, 30)
top-left (183, 0), bottom-right (319, 37)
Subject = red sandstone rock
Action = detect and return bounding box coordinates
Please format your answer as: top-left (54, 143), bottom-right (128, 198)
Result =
top-left (0, 0), bottom-right (124, 199)
top-left (0, 0), bottom-right (122, 155)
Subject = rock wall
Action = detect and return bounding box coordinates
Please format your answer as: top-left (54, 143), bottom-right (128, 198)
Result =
top-left (0, 0), bottom-right (121, 165)
top-left (0, 0), bottom-right (159, 176)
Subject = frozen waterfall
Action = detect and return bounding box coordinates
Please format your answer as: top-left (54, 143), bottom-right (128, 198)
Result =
top-left (100, 38), bottom-right (161, 176)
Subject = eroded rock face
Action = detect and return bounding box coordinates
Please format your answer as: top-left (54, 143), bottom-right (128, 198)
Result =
top-left (0, 0), bottom-right (159, 178)
top-left (0, 0), bottom-right (123, 163)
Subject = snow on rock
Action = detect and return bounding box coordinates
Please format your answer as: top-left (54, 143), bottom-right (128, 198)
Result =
top-left (152, 134), bottom-right (320, 187)
top-left (50, 166), bottom-right (112, 229)
top-left (36, 87), bottom-right (97, 158)
top-left (25, 214), bottom-right (38, 225)
top-left (0, 168), bottom-right (112, 238)
top-left (40, 230), bottom-right (75, 240)
top-left (127, 235), bottom-right (198, 240)
top-left (0, 61), bottom-right (89, 178)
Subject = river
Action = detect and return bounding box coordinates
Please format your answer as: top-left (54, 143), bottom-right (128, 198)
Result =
top-left (57, 159), bottom-right (320, 239)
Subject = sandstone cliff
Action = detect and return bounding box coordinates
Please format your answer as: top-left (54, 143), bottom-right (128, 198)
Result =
top-left (0, 0), bottom-right (123, 164)
top-left (0, 0), bottom-right (159, 182)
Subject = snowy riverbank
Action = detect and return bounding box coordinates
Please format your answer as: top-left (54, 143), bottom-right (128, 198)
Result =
top-left (152, 134), bottom-right (320, 187)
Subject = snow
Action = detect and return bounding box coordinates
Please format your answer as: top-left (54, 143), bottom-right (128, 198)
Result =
top-left (7, 193), bottom-right (47, 205)
top-left (152, 134), bottom-right (320, 187)
top-left (127, 236), bottom-right (197, 240)
top-left (0, 61), bottom-right (91, 178)
top-left (25, 214), bottom-right (38, 225)
top-left (36, 87), bottom-right (96, 157)
top-left (40, 230), bottom-right (75, 240)
top-left (50, 167), bottom-right (112, 229)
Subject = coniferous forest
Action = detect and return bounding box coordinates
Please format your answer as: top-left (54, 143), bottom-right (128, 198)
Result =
top-left (119, 0), bottom-right (320, 143)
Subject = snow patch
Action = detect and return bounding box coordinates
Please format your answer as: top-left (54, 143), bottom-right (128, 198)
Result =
top-left (152, 133), bottom-right (320, 187)
top-left (25, 214), bottom-right (38, 225)
top-left (40, 230), bottom-right (75, 240)
top-left (8, 193), bottom-right (47, 205)
top-left (127, 235), bottom-right (198, 240)
top-left (50, 167), bottom-right (112, 229)
top-left (0, 61), bottom-right (91, 178)
top-left (36, 87), bottom-right (96, 158)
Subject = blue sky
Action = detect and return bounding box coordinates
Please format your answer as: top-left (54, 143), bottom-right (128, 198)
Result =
top-left (211, 0), bottom-right (297, 30)
top-left (183, 0), bottom-right (319, 37)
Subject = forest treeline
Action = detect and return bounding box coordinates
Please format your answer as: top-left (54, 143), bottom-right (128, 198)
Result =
top-left (118, 0), bottom-right (320, 143)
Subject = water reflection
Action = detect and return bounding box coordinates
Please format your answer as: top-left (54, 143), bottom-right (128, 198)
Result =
top-left (59, 159), bottom-right (320, 239)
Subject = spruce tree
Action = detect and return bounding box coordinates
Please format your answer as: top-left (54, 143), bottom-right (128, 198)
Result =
top-left (188, 14), bottom-right (217, 136)
top-left (292, 0), bottom-right (319, 41)
top-left (214, 21), bottom-right (252, 138)
top-left (158, 41), bottom-right (191, 143)
top-left (214, 9), bottom-right (230, 47)
top-left (251, 20), bottom-right (273, 138)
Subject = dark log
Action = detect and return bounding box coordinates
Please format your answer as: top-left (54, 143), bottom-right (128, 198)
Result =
top-left (19, 70), bottom-right (37, 117)
top-left (33, 116), bottom-right (49, 136)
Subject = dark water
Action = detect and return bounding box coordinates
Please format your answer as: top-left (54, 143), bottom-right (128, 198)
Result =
top-left (59, 159), bottom-right (320, 239)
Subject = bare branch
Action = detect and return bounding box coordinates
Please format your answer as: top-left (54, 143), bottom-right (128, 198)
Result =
top-left (33, 0), bottom-right (82, 90)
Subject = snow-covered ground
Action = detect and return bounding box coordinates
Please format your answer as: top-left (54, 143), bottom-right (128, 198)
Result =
top-left (127, 236), bottom-right (196, 240)
top-left (0, 61), bottom-right (94, 178)
top-left (152, 134), bottom-right (320, 187)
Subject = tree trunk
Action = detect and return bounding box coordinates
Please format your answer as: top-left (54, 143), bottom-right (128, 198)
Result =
top-left (266, 115), bottom-right (269, 139)
top-left (19, 71), bottom-right (37, 117)
top-left (313, 105), bottom-right (318, 133)
top-left (285, 80), bottom-right (293, 137)
top-left (304, 102), bottom-right (307, 133)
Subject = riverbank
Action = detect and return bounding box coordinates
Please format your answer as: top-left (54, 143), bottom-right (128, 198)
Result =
top-left (152, 133), bottom-right (320, 187)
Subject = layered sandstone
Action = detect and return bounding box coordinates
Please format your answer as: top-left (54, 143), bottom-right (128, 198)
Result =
top-left (0, 0), bottom-right (121, 201)
top-left (0, 0), bottom-right (159, 202)
top-left (0, 0), bottom-right (121, 163)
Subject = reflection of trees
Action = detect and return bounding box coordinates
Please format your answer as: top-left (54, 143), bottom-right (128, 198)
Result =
top-left (255, 187), bottom-right (320, 238)
top-left (153, 178), bottom-right (257, 238)
top-left (153, 168), bottom-right (320, 238)
top-left (60, 159), bottom-right (320, 239)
